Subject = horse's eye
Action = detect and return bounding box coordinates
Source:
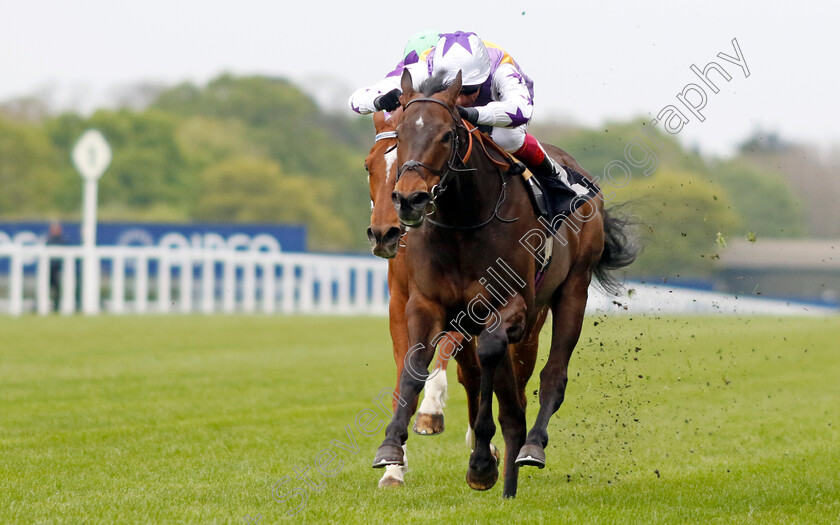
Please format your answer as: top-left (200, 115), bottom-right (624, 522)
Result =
top-left (364, 162), bottom-right (369, 172)
top-left (441, 131), bottom-right (452, 143)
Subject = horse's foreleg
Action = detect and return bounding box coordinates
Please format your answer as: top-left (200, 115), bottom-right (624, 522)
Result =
top-left (388, 289), bottom-right (413, 415)
top-left (414, 334), bottom-right (459, 435)
top-left (373, 297), bottom-right (443, 468)
top-left (493, 347), bottom-right (527, 498)
top-left (509, 307), bottom-right (549, 407)
top-left (517, 269), bottom-right (590, 468)
top-left (456, 340), bottom-right (502, 465)
top-left (454, 338), bottom-right (480, 448)
top-left (467, 300), bottom-right (527, 496)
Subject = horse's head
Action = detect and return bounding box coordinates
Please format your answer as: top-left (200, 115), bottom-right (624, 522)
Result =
top-left (392, 69), bottom-right (464, 227)
top-left (365, 108), bottom-right (403, 258)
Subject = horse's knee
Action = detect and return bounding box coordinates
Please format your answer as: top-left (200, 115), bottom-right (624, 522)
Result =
top-left (476, 330), bottom-right (507, 367)
top-left (504, 308), bottom-right (527, 343)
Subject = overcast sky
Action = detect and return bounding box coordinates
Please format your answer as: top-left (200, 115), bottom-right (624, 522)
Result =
top-left (2, 0), bottom-right (838, 156)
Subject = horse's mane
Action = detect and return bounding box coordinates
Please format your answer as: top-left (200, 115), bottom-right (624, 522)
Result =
top-left (419, 70), bottom-right (452, 96)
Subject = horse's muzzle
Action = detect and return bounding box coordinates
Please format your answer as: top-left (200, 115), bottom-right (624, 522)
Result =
top-left (392, 191), bottom-right (431, 227)
top-left (367, 225), bottom-right (401, 259)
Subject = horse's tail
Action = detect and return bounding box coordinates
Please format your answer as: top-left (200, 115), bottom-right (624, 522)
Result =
top-left (593, 205), bottom-right (640, 296)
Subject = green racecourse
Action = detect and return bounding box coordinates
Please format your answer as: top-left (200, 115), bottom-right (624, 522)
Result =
top-left (1, 314), bottom-right (838, 524)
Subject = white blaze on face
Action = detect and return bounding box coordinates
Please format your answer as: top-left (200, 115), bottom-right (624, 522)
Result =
top-left (415, 116), bottom-right (424, 129)
top-left (384, 147), bottom-right (397, 184)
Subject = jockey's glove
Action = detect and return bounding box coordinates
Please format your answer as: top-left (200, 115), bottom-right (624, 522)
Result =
top-left (374, 89), bottom-right (402, 112)
top-left (457, 106), bottom-right (480, 124)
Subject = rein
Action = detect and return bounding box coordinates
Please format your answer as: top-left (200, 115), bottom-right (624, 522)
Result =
top-left (396, 97), bottom-right (518, 230)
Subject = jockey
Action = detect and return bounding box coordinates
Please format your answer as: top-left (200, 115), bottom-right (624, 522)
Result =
top-left (348, 30), bottom-right (576, 191)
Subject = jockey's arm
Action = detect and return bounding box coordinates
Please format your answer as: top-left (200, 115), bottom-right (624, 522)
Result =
top-left (348, 61), bottom-right (429, 114)
top-left (473, 62), bottom-right (533, 128)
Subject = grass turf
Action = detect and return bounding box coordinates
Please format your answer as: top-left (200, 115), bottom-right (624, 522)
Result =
top-left (0, 314), bottom-right (838, 523)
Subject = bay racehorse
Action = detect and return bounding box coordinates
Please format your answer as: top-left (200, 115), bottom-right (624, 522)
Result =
top-left (371, 69), bottom-right (636, 498)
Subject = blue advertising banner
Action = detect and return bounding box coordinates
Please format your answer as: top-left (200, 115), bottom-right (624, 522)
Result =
top-left (0, 222), bottom-right (307, 275)
top-left (0, 221), bottom-right (307, 252)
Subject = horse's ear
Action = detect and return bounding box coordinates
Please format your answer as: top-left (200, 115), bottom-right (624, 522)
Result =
top-left (400, 69), bottom-right (415, 100)
top-left (445, 70), bottom-right (463, 105)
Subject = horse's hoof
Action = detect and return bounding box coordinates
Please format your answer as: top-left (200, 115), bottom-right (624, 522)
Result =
top-left (413, 413), bottom-right (445, 435)
top-left (372, 444), bottom-right (405, 468)
top-left (466, 463), bottom-right (499, 491)
top-left (378, 476), bottom-right (405, 488)
top-left (515, 443), bottom-right (546, 468)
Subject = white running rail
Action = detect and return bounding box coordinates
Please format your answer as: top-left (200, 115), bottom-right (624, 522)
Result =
top-left (0, 245), bottom-right (389, 316)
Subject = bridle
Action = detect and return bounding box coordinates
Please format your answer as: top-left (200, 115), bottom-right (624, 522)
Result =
top-left (394, 97), bottom-right (473, 199)
top-left (394, 96), bottom-right (518, 230)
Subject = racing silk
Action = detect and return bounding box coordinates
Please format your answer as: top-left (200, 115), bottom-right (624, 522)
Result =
top-left (348, 41), bottom-right (535, 130)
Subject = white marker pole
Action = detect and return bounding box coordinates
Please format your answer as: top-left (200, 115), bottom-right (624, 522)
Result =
top-left (72, 130), bottom-right (111, 315)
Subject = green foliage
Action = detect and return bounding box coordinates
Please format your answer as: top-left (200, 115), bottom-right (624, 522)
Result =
top-left (0, 75), bottom-right (815, 262)
top-left (534, 119), bottom-right (709, 177)
top-left (151, 75), bottom-right (352, 177)
top-left (608, 169), bottom-right (740, 278)
top-left (534, 117), bottom-right (805, 277)
top-left (708, 158), bottom-right (806, 238)
top-left (151, 75), bottom-right (370, 250)
top-left (195, 156), bottom-right (350, 248)
top-left (43, 109), bottom-right (191, 217)
top-left (0, 116), bottom-right (61, 217)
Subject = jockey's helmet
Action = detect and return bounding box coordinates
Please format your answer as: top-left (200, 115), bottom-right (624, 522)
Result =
top-left (403, 30), bottom-right (440, 59)
top-left (432, 31), bottom-right (491, 87)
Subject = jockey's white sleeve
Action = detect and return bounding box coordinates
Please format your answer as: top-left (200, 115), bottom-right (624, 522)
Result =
top-left (474, 63), bottom-right (534, 128)
top-left (348, 62), bottom-right (430, 114)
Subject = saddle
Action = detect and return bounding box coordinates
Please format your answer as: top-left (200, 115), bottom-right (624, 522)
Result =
top-left (468, 127), bottom-right (599, 228)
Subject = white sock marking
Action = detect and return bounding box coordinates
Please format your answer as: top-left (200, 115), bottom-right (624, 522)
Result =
top-left (418, 368), bottom-right (447, 415)
top-left (466, 425), bottom-right (475, 450)
top-left (380, 444), bottom-right (408, 484)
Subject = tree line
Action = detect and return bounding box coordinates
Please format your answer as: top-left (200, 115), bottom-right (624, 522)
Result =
top-left (0, 74), bottom-right (811, 278)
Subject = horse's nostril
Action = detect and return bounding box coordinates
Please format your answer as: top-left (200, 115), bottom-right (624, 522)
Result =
top-left (410, 192), bottom-right (431, 209)
top-left (366, 227), bottom-right (377, 245)
top-left (391, 192), bottom-right (402, 210)
top-left (382, 227), bottom-right (401, 244)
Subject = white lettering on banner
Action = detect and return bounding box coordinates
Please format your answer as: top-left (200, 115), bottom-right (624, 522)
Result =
top-left (0, 228), bottom-right (285, 253)
top-left (228, 233), bottom-right (250, 251)
top-left (250, 234), bottom-right (281, 253)
top-left (117, 228), bottom-right (156, 247)
top-left (159, 233), bottom-right (191, 249)
top-left (13, 232), bottom-right (41, 265)
top-left (203, 233), bottom-right (227, 250)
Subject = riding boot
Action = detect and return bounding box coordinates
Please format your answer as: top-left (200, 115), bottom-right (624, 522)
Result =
top-left (530, 156), bottom-right (574, 190)
top-left (514, 134), bottom-right (578, 196)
